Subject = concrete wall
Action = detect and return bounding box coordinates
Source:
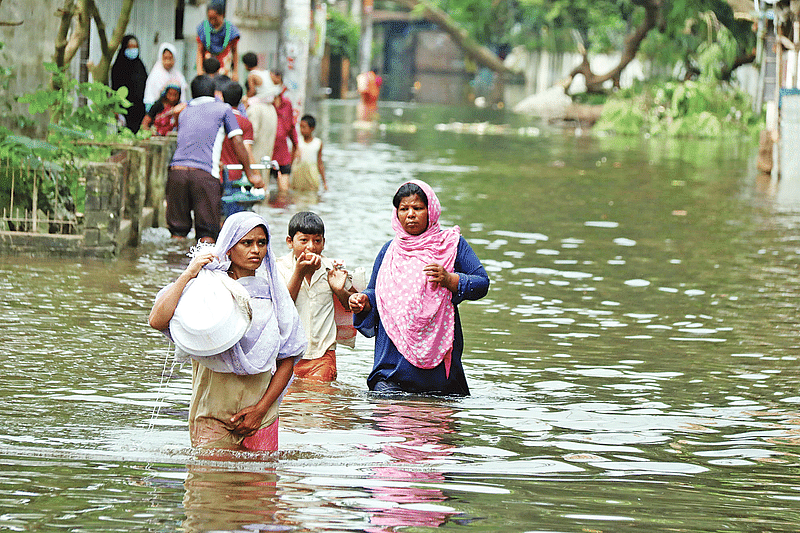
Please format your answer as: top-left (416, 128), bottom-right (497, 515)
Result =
top-left (0, 0), bottom-right (62, 133)
top-left (0, 137), bottom-right (175, 257)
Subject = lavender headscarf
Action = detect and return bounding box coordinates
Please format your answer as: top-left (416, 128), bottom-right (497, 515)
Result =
top-left (193, 212), bottom-right (306, 374)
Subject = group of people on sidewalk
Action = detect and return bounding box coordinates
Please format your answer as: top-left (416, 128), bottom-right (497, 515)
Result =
top-left (110, 1), bottom-right (327, 242)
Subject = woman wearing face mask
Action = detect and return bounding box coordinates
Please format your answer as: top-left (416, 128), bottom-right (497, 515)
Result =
top-left (111, 34), bottom-right (148, 133)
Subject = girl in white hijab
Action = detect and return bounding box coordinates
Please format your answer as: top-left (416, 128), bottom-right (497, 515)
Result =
top-left (144, 43), bottom-right (189, 110)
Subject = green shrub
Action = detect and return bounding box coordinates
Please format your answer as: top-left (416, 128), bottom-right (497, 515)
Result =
top-left (1, 61), bottom-right (138, 231)
top-left (595, 80), bottom-right (761, 138)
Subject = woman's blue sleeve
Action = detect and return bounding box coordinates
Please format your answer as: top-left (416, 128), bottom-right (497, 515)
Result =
top-left (452, 236), bottom-right (490, 306)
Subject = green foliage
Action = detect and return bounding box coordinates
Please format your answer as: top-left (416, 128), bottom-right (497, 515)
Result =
top-left (595, 80), bottom-right (761, 138)
top-left (18, 62), bottom-right (131, 146)
top-left (595, 99), bottom-right (645, 136)
top-left (639, 2), bottom-right (755, 79)
top-left (326, 9), bottom-right (360, 61)
top-left (440, 0), bottom-right (520, 49)
top-left (1, 61), bottom-right (135, 230)
top-left (421, 0), bottom-right (755, 83)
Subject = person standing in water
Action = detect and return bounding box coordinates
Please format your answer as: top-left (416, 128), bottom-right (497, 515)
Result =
top-left (165, 75), bottom-right (262, 243)
top-left (349, 180), bottom-right (489, 395)
top-left (149, 212), bottom-right (306, 450)
top-left (277, 212), bottom-right (356, 381)
top-left (291, 114), bottom-right (327, 192)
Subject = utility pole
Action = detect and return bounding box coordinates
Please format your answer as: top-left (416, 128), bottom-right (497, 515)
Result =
top-left (280, 0), bottom-right (312, 118)
top-left (358, 0), bottom-right (373, 75)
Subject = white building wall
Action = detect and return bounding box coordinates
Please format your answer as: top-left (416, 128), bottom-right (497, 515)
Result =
top-left (183, 0), bottom-right (281, 84)
top-left (90, 0), bottom-right (183, 84)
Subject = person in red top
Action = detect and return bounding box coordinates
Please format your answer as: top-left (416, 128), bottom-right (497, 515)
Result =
top-left (270, 70), bottom-right (297, 194)
top-left (219, 82), bottom-right (255, 215)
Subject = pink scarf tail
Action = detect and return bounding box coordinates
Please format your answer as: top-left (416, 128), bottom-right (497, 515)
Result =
top-left (377, 227), bottom-right (460, 375)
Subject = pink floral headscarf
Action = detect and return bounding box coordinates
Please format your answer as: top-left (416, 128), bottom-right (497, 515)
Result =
top-left (376, 180), bottom-right (461, 375)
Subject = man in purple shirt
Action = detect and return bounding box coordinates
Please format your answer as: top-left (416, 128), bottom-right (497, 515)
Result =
top-left (167, 75), bottom-right (264, 243)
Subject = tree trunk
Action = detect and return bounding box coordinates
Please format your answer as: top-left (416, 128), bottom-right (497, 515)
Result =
top-left (88, 0), bottom-right (135, 85)
top-left (53, 0), bottom-right (135, 86)
top-left (54, 0), bottom-right (79, 69)
top-left (53, 0), bottom-right (92, 71)
top-left (565, 0), bottom-right (661, 93)
top-left (393, 0), bottom-right (516, 76)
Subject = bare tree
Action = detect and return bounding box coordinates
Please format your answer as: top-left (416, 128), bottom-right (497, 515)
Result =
top-left (564, 0), bottom-right (661, 93)
top-left (393, 0), bottom-right (516, 75)
top-left (54, 0), bottom-right (135, 84)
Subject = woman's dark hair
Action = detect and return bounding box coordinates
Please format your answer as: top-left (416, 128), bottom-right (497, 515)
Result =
top-left (392, 183), bottom-right (427, 209)
top-left (258, 224), bottom-right (270, 245)
top-left (288, 211), bottom-right (324, 238)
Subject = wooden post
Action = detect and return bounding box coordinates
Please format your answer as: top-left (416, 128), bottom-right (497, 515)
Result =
top-left (8, 160), bottom-right (14, 221)
top-left (31, 162), bottom-right (37, 232)
top-left (776, 19), bottom-right (784, 179)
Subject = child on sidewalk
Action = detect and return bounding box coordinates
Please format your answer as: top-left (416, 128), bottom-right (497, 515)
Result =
top-left (276, 212), bottom-right (355, 381)
top-left (290, 115), bottom-right (327, 192)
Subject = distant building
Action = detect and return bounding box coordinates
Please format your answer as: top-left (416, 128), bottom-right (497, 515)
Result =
top-left (371, 10), bottom-right (470, 104)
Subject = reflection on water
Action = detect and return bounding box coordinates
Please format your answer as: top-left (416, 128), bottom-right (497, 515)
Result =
top-left (183, 467), bottom-right (282, 533)
top-left (2, 101), bottom-right (800, 531)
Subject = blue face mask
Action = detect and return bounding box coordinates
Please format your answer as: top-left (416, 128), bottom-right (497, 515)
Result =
top-left (124, 47), bottom-right (139, 60)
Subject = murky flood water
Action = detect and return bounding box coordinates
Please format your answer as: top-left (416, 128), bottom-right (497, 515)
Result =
top-left (2, 101), bottom-right (800, 532)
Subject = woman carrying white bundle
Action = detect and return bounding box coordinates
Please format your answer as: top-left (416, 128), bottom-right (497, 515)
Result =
top-left (149, 212), bottom-right (306, 451)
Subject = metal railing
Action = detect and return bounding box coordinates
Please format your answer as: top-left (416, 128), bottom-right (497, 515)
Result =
top-left (1, 157), bottom-right (80, 235)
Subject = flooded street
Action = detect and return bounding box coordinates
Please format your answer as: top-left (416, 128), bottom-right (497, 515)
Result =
top-left (2, 101), bottom-right (800, 531)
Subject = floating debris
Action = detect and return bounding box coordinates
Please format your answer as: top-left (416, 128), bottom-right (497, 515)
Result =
top-left (433, 122), bottom-right (541, 137)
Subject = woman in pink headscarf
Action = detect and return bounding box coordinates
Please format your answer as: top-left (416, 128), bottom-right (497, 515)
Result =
top-left (349, 180), bottom-right (489, 395)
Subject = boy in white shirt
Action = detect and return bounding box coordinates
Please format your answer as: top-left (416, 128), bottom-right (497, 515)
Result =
top-left (277, 212), bottom-right (356, 380)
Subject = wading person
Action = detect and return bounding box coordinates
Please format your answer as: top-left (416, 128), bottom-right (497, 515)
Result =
top-left (149, 212), bottom-right (307, 451)
top-left (270, 70), bottom-right (296, 194)
top-left (290, 114), bottom-right (327, 192)
top-left (349, 180), bottom-right (489, 395)
top-left (277, 212), bottom-right (356, 381)
top-left (242, 54), bottom-right (279, 185)
top-left (166, 75), bottom-right (263, 243)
